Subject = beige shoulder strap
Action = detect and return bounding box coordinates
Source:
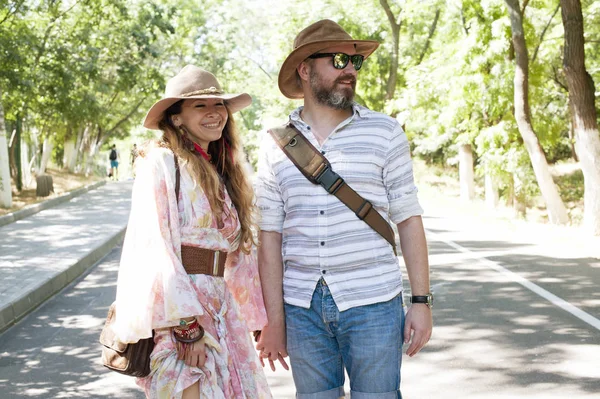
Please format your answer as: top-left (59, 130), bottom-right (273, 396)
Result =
top-left (268, 124), bottom-right (397, 256)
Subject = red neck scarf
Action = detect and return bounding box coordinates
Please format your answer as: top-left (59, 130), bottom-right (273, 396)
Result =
top-left (192, 142), bottom-right (211, 162)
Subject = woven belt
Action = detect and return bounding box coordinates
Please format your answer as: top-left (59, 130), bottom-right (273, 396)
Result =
top-left (180, 245), bottom-right (227, 277)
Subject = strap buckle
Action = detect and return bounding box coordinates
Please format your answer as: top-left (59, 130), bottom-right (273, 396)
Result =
top-left (314, 164), bottom-right (344, 194)
top-left (355, 200), bottom-right (372, 220)
top-left (213, 251), bottom-right (220, 276)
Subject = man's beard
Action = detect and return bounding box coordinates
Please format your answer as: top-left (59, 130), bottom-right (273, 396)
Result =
top-left (309, 69), bottom-right (355, 110)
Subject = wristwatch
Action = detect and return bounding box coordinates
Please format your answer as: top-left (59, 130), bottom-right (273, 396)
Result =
top-left (411, 293), bottom-right (434, 309)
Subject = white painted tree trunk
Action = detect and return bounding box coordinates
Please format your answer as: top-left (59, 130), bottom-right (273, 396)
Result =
top-left (0, 99), bottom-right (12, 208)
top-left (527, 145), bottom-right (569, 224)
top-left (505, 0), bottom-right (569, 225)
top-left (459, 144), bottom-right (475, 201)
top-left (85, 140), bottom-right (103, 176)
top-left (485, 173), bottom-right (499, 208)
top-left (513, 174), bottom-right (527, 217)
top-left (560, 0), bottom-right (600, 235)
top-left (64, 139), bottom-right (77, 172)
top-left (76, 126), bottom-right (90, 173)
top-left (37, 137), bottom-right (53, 175)
top-left (575, 128), bottom-right (600, 235)
top-left (21, 142), bottom-right (32, 189)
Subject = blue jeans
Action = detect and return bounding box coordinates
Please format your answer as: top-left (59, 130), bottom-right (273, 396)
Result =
top-left (285, 280), bottom-right (405, 399)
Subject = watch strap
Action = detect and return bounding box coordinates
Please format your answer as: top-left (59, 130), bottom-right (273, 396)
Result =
top-left (411, 294), bottom-right (433, 308)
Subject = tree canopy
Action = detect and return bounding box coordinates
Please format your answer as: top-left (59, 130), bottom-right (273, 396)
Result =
top-left (1, 0), bottom-right (599, 231)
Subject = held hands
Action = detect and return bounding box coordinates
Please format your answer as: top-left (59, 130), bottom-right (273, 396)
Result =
top-left (255, 323), bottom-right (290, 371)
top-left (404, 304), bottom-right (433, 357)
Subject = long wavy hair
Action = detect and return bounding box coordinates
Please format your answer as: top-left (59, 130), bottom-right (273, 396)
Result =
top-left (154, 99), bottom-right (257, 253)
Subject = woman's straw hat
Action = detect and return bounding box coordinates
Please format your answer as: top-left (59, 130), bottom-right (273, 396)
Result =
top-left (143, 65), bottom-right (252, 130)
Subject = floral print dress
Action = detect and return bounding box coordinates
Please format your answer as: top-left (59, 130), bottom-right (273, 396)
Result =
top-left (112, 147), bottom-right (271, 398)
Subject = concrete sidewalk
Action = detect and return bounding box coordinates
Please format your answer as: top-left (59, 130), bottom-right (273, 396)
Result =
top-left (0, 181), bottom-right (133, 333)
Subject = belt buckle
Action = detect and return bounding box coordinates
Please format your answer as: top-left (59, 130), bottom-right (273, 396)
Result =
top-left (213, 251), bottom-right (220, 276)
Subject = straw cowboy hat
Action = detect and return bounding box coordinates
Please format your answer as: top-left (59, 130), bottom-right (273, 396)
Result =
top-left (278, 19), bottom-right (380, 99)
top-left (143, 65), bottom-right (252, 130)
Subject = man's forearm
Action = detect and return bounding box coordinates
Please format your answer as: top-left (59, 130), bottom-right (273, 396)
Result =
top-left (258, 230), bottom-right (285, 326)
top-left (397, 216), bottom-right (430, 295)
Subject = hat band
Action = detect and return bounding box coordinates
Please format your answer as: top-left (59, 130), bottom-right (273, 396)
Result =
top-left (181, 87), bottom-right (224, 96)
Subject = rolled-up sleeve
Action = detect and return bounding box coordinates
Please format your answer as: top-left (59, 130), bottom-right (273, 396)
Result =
top-left (255, 132), bottom-right (285, 232)
top-left (384, 123), bottom-right (424, 224)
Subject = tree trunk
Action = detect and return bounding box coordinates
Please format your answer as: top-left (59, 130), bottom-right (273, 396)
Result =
top-left (485, 173), bottom-right (499, 208)
top-left (379, 0), bottom-right (401, 100)
top-left (64, 139), bottom-right (76, 171)
top-left (560, 0), bottom-right (600, 235)
top-left (417, 9), bottom-right (441, 65)
top-left (84, 140), bottom-right (103, 176)
top-left (37, 136), bottom-right (53, 175)
top-left (513, 173), bottom-right (527, 217)
top-left (504, 0), bottom-right (569, 225)
top-left (30, 127), bottom-right (39, 173)
top-left (0, 92), bottom-right (12, 208)
top-left (21, 142), bottom-right (32, 189)
top-left (459, 144), bottom-right (475, 201)
top-left (14, 116), bottom-right (22, 191)
top-left (567, 98), bottom-right (579, 161)
top-left (76, 125), bottom-right (90, 173)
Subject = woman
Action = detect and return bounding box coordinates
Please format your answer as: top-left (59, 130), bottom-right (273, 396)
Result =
top-left (112, 65), bottom-right (272, 398)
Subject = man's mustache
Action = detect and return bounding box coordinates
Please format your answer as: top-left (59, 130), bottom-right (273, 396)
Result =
top-left (335, 75), bottom-right (356, 85)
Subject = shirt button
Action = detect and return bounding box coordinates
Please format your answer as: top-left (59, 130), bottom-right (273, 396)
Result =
top-left (320, 241), bottom-right (325, 246)
top-left (322, 270), bottom-right (327, 274)
top-left (307, 126), bottom-right (311, 130)
top-left (321, 151), bottom-right (326, 155)
top-left (320, 210), bottom-right (324, 215)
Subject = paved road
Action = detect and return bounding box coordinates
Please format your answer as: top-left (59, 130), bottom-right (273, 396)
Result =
top-left (0, 201), bottom-right (598, 397)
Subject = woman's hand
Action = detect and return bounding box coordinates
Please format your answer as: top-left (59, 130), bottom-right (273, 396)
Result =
top-left (176, 339), bottom-right (207, 368)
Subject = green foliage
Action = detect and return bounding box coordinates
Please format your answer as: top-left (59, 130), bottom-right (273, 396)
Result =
top-left (0, 0), bottom-right (595, 208)
top-left (554, 167), bottom-right (584, 204)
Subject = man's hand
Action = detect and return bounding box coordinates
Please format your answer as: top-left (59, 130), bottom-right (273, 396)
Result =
top-left (255, 323), bottom-right (289, 371)
top-left (403, 303), bottom-right (432, 357)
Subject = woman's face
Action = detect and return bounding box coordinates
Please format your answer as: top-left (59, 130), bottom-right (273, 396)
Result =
top-left (174, 98), bottom-right (229, 150)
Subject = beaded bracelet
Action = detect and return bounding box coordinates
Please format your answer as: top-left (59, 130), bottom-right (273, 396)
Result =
top-left (178, 317), bottom-right (196, 328)
top-left (173, 320), bottom-right (204, 343)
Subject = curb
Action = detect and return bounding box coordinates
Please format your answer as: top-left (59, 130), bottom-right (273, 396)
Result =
top-left (0, 180), bottom-right (106, 228)
top-left (0, 227), bottom-right (126, 334)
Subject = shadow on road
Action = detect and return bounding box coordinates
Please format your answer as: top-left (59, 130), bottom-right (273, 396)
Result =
top-left (0, 246), bottom-right (144, 399)
top-left (409, 237), bottom-right (600, 397)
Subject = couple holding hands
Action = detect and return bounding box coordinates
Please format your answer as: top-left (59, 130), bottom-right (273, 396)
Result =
top-left (113, 19), bottom-right (432, 399)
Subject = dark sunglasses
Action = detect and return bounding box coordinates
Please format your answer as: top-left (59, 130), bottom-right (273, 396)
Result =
top-left (308, 52), bottom-right (364, 71)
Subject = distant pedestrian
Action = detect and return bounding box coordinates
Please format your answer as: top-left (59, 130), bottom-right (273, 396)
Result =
top-left (112, 65), bottom-right (272, 398)
top-left (109, 144), bottom-right (119, 180)
top-left (130, 143), bottom-right (138, 167)
top-left (255, 19), bottom-right (432, 398)
top-left (130, 143), bottom-right (139, 177)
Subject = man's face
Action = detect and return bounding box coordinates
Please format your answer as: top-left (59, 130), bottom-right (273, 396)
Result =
top-left (306, 44), bottom-right (359, 110)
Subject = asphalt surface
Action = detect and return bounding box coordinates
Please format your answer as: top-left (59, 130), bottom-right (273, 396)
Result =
top-left (0, 183), bottom-right (598, 398)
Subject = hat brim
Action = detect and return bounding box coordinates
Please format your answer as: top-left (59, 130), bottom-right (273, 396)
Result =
top-left (142, 93), bottom-right (252, 130)
top-left (278, 39), bottom-right (380, 99)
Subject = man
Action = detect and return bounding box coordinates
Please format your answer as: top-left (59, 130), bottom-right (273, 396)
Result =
top-left (130, 143), bottom-right (138, 177)
top-left (130, 143), bottom-right (138, 167)
top-left (109, 144), bottom-right (119, 181)
top-left (255, 19), bottom-right (432, 398)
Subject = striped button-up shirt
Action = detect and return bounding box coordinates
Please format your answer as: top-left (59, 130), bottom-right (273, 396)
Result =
top-left (255, 104), bottom-right (423, 311)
